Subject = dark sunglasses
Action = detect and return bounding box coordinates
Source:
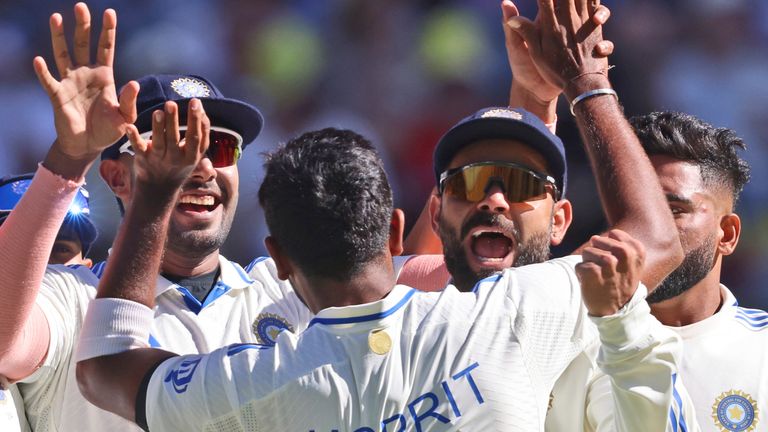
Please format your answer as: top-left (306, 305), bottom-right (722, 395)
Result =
top-left (119, 125), bottom-right (243, 168)
top-left (439, 161), bottom-right (559, 203)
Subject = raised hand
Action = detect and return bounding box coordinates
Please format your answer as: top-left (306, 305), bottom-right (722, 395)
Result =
top-left (576, 230), bottom-right (645, 317)
top-left (505, 0), bottom-right (613, 100)
top-left (35, 3), bottom-right (138, 176)
top-left (126, 99), bottom-right (210, 191)
top-left (503, 0), bottom-right (613, 110)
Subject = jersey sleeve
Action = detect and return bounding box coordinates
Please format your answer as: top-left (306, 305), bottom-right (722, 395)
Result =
top-left (145, 343), bottom-right (276, 431)
top-left (585, 314), bottom-right (701, 432)
top-left (21, 265), bottom-right (97, 385)
top-left (245, 257), bottom-right (314, 334)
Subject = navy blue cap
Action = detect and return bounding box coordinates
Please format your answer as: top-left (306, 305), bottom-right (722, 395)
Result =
top-left (0, 173), bottom-right (98, 255)
top-left (433, 107), bottom-right (568, 197)
top-left (102, 74), bottom-right (264, 160)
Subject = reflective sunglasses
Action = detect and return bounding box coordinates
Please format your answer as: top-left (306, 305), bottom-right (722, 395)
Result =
top-left (439, 161), bottom-right (559, 203)
top-left (119, 125), bottom-right (244, 168)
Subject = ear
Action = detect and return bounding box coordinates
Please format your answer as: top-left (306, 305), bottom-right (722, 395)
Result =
top-left (99, 158), bottom-right (132, 202)
top-left (264, 236), bottom-right (292, 280)
top-left (82, 258), bottom-right (94, 268)
top-left (428, 193), bottom-right (442, 235)
top-left (550, 198), bottom-right (573, 246)
top-left (389, 208), bottom-right (405, 256)
top-left (718, 213), bottom-right (741, 256)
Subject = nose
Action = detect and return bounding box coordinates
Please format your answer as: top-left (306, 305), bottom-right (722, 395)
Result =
top-left (190, 156), bottom-right (217, 183)
top-left (477, 182), bottom-right (510, 213)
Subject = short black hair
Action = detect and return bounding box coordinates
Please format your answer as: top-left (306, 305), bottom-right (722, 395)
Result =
top-left (631, 111), bottom-right (750, 208)
top-left (258, 128), bottom-right (394, 280)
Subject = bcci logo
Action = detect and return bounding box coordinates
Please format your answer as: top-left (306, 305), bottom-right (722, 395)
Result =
top-left (712, 390), bottom-right (759, 431)
top-left (170, 77), bottom-right (211, 98)
top-left (252, 313), bottom-right (294, 346)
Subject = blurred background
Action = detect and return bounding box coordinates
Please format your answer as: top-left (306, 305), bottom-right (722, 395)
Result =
top-left (2, 0), bottom-right (768, 307)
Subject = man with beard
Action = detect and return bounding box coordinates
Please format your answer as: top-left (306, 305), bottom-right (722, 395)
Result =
top-left (0, 5), bottom-right (309, 431)
top-left (631, 111), bottom-right (762, 432)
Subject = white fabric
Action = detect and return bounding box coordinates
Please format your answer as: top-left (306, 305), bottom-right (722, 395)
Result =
top-left (0, 385), bottom-right (30, 432)
top-left (668, 285), bottom-right (768, 432)
top-left (19, 255), bottom-right (308, 432)
top-left (145, 256), bottom-right (676, 431)
top-left (75, 298), bottom-right (154, 361)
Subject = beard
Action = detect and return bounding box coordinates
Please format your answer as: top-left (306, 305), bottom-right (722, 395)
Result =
top-left (438, 212), bottom-right (551, 292)
top-left (646, 233), bottom-right (717, 304)
top-left (166, 210), bottom-right (235, 259)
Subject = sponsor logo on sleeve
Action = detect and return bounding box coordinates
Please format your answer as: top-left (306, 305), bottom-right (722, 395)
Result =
top-left (164, 357), bottom-right (203, 394)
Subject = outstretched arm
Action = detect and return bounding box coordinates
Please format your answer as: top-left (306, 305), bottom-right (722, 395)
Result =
top-left (506, 0), bottom-right (682, 289)
top-left (76, 99), bottom-right (210, 422)
top-left (0, 3), bottom-right (137, 381)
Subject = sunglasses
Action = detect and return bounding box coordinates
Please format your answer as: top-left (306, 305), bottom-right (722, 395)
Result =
top-left (119, 125), bottom-right (244, 168)
top-left (439, 162), bottom-right (559, 203)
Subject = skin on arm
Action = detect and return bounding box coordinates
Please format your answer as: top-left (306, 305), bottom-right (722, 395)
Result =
top-left (507, 0), bottom-right (682, 297)
top-left (0, 3), bottom-right (137, 381)
top-left (76, 99), bottom-right (210, 422)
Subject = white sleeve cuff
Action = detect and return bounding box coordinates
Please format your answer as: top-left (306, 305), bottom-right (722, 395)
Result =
top-left (75, 298), bottom-right (154, 362)
top-left (589, 283), bottom-right (651, 349)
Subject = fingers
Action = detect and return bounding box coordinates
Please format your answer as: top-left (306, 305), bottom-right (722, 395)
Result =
top-left (596, 40), bottom-right (614, 57)
top-left (506, 16), bottom-right (540, 56)
top-left (126, 124), bottom-right (148, 154)
top-left (96, 8), bottom-right (117, 67)
top-left (184, 99), bottom-right (210, 161)
top-left (72, 3), bottom-right (91, 67)
top-left (537, 0), bottom-right (557, 29)
top-left (592, 5), bottom-right (610, 26)
top-left (118, 81), bottom-right (139, 124)
top-left (32, 57), bottom-right (59, 97)
top-left (49, 13), bottom-right (72, 78)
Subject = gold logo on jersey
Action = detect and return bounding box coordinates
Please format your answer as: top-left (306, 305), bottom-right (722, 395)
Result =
top-left (712, 390), bottom-right (758, 432)
top-left (252, 313), bottom-right (294, 347)
top-left (368, 329), bottom-right (392, 355)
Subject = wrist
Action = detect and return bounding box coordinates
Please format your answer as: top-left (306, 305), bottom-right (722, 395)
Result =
top-left (42, 141), bottom-right (99, 181)
top-left (564, 75), bottom-right (612, 102)
top-left (509, 81), bottom-right (558, 124)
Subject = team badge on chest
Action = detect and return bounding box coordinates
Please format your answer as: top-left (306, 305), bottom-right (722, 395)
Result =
top-left (712, 390), bottom-right (759, 431)
top-left (252, 313), bottom-right (294, 346)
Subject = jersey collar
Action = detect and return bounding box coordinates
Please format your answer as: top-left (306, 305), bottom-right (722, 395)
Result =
top-left (155, 255), bottom-right (254, 298)
top-left (308, 284), bottom-right (416, 330)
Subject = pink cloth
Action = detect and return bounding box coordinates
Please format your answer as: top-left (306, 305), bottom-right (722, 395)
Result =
top-left (397, 254), bottom-right (450, 293)
top-left (0, 164), bottom-right (82, 380)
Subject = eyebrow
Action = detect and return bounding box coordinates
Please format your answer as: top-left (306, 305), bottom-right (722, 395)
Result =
top-left (665, 193), bottom-right (694, 206)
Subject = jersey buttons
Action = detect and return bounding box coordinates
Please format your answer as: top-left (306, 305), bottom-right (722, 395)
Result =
top-left (368, 329), bottom-right (392, 355)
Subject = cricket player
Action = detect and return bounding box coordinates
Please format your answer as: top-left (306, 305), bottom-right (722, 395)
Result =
top-left (0, 4), bottom-right (310, 431)
top-left (76, 124), bottom-right (680, 431)
top-left (630, 111), bottom-right (762, 432)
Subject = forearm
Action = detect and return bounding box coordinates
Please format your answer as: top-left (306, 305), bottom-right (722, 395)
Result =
top-left (587, 303), bottom-right (697, 432)
top-left (97, 181), bottom-right (178, 304)
top-left (567, 76), bottom-right (682, 287)
top-left (0, 164), bottom-right (79, 372)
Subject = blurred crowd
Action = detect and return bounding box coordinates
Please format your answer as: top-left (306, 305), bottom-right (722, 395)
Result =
top-left (2, 0), bottom-right (768, 307)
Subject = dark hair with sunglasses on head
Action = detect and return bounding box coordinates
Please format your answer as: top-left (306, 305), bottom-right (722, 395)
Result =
top-left (101, 74), bottom-right (263, 214)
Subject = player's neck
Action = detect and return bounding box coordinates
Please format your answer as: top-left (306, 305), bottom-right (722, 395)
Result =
top-left (649, 271), bottom-right (723, 327)
top-left (295, 258), bottom-right (397, 314)
top-left (161, 249), bottom-right (221, 278)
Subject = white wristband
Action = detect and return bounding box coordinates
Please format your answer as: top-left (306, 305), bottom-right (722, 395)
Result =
top-left (569, 88), bottom-right (618, 116)
top-left (75, 298), bottom-right (154, 362)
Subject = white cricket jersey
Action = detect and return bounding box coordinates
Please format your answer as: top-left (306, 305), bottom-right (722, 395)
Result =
top-left (19, 255), bottom-right (310, 432)
top-left (146, 256), bottom-right (675, 431)
top-left (669, 285), bottom-right (768, 432)
top-left (0, 385), bottom-right (29, 432)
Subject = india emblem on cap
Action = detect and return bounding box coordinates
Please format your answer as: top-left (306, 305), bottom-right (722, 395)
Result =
top-left (11, 181), bottom-right (28, 195)
top-left (480, 108), bottom-right (523, 120)
top-left (170, 77), bottom-right (211, 98)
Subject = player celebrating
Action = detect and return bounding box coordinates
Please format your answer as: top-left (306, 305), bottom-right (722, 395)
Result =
top-left (630, 111), bottom-right (761, 432)
top-left (76, 125), bottom-right (677, 431)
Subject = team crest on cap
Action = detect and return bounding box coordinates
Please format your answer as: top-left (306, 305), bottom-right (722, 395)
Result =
top-left (170, 77), bottom-right (211, 98)
top-left (712, 390), bottom-right (759, 431)
top-left (480, 108), bottom-right (523, 120)
top-left (252, 313), bottom-right (294, 346)
top-left (11, 181), bottom-right (29, 196)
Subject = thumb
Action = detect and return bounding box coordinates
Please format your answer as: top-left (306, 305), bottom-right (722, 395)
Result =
top-left (505, 16), bottom-right (539, 56)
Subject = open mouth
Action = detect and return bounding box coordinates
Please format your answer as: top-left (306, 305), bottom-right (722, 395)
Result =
top-left (470, 230), bottom-right (514, 261)
top-left (177, 194), bottom-right (220, 213)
